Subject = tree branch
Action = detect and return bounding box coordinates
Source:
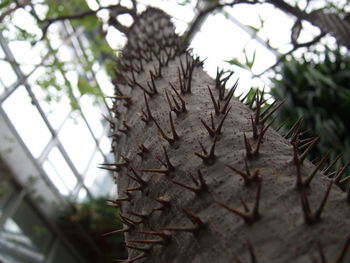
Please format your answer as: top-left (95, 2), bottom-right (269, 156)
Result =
top-left (266, 0), bottom-right (308, 20)
top-left (0, 1), bottom-right (31, 23)
top-left (181, 0), bottom-right (260, 48)
top-left (40, 4), bottom-right (136, 40)
top-left (255, 32), bottom-right (326, 78)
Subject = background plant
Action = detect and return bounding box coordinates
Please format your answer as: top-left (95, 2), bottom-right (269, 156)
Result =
top-left (270, 47), bottom-right (350, 179)
top-left (59, 197), bottom-right (127, 262)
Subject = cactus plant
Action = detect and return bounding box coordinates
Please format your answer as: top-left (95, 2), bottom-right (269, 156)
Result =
top-left (103, 7), bottom-right (350, 263)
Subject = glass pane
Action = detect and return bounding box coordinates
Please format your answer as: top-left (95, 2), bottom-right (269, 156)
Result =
top-left (49, 148), bottom-right (78, 190)
top-left (3, 86), bottom-right (51, 157)
top-left (84, 152), bottom-right (111, 197)
top-left (8, 8), bottom-right (43, 75)
top-left (58, 113), bottom-right (95, 173)
top-left (43, 161), bottom-right (69, 196)
top-left (99, 135), bottom-right (111, 155)
top-left (57, 45), bottom-right (75, 63)
top-left (0, 200), bottom-right (54, 262)
top-left (8, 41), bottom-right (36, 75)
top-left (2, 86), bottom-right (52, 158)
top-left (31, 80), bottom-right (71, 130)
top-left (11, 8), bottom-right (41, 37)
top-left (42, 147), bottom-right (78, 196)
top-left (51, 242), bottom-right (79, 263)
top-left (95, 69), bottom-right (114, 96)
top-left (80, 95), bottom-right (104, 137)
top-left (76, 187), bottom-right (88, 203)
top-left (0, 60), bottom-right (17, 88)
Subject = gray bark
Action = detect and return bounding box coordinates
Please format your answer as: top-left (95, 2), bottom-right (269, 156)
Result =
top-left (107, 7), bottom-right (350, 263)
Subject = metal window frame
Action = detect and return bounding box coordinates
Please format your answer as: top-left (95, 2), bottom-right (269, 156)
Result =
top-left (0, 4), bottom-right (115, 261)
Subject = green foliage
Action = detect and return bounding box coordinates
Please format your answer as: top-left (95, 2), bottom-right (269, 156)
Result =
top-left (77, 76), bottom-right (102, 97)
top-left (270, 47), bottom-right (350, 177)
top-left (12, 25), bottom-right (37, 43)
top-left (226, 48), bottom-right (256, 70)
top-left (60, 197), bottom-right (127, 262)
top-left (68, 197), bottom-right (121, 234)
top-left (0, 0), bottom-right (12, 10)
top-left (176, 0), bottom-right (192, 6)
top-left (46, 0), bottom-right (90, 18)
top-left (2, 0), bottom-right (113, 112)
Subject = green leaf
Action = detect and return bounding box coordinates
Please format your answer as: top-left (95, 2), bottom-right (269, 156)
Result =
top-left (72, 15), bottom-right (99, 30)
top-left (258, 14), bottom-right (265, 27)
top-left (177, 0), bottom-right (191, 6)
top-left (77, 76), bottom-right (102, 97)
top-left (225, 58), bottom-right (246, 69)
top-left (247, 25), bottom-right (259, 33)
top-left (0, 0), bottom-right (12, 10)
top-left (13, 25), bottom-right (37, 42)
top-left (245, 49), bottom-right (256, 69)
top-left (307, 67), bottom-right (337, 88)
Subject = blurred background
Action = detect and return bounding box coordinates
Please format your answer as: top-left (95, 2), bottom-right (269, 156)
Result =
top-left (0, 0), bottom-right (349, 262)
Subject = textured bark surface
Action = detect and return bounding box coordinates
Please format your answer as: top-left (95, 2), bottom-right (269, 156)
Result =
top-left (107, 7), bottom-right (350, 263)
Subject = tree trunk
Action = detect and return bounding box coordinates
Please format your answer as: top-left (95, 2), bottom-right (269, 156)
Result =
top-left (107, 7), bottom-right (350, 263)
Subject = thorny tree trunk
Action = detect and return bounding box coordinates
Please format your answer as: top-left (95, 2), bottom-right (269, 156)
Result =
top-left (105, 7), bottom-right (350, 263)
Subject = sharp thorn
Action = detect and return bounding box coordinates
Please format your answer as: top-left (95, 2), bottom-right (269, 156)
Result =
top-left (316, 242), bottom-right (327, 263)
top-left (275, 118), bottom-right (290, 132)
top-left (300, 180), bottom-right (333, 224)
top-left (150, 71), bottom-right (158, 93)
top-left (221, 80), bottom-right (238, 114)
top-left (201, 118), bottom-right (215, 137)
top-left (159, 226), bottom-right (198, 233)
top-left (152, 116), bottom-right (174, 144)
top-left (244, 133), bottom-right (253, 159)
top-left (162, 145), bottom-right (174, 170)
top-left (251, 115), bottom-right (258, 139)
top-left (293, 142), bottom-right (303, 189)
top-left (215, 106), bottom-right (231, 135)
top-left (314, 180), bottom-right (333, 221)
top-left (136, 81), bottom-right (153, 96)
top-left (101, 226), bottom-right (130, 237)
top-left (261, 99), bottom-right (285, 124)
top-left (198, 140), bottom-right (208, 155)
top-left (283, 117), bottom-right (303, 140)
top-left (210, 112), bottom-right (215, 130)
top-left (334, 160), bottom-right (350, 184)
top-left (299, 136), bottom-right (320, 163)
top-left (215, 200), bottom-right (252, 224)
top-left (303, 153), bottom-right (329, 187)
top-left (114, 253), bottom-right (147, 263)
top-left (164, 89), bottom-right (174, 112)
top-left (182, 208), bottom-right (205, 228)
top-left (143, 91), bottom-right (153, 121)
top-left (247, 241), bottom-right (257, 263)
top-left (334, 234), bottom-right (350, 263)
top-left (240, 198), bottom-right (250, 212)
top-left (125, 244), bottom-right (151, 253)
top-left (127, 239), bottom-right (165, 245)
top-left (138, 168), bottom-right (169, 175)
top-left (208, 86), bottom-right (220, 115)
top-left (169, 82), bottom-right (186, 112)
top-left (225, 163), bottom-right (251, 186)
top-left (168, 111), bottom-right (179, 140)
top-left (323, 153), bottom-right (343, 175)
top-left (171, 176), bottom-right (201, 192)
